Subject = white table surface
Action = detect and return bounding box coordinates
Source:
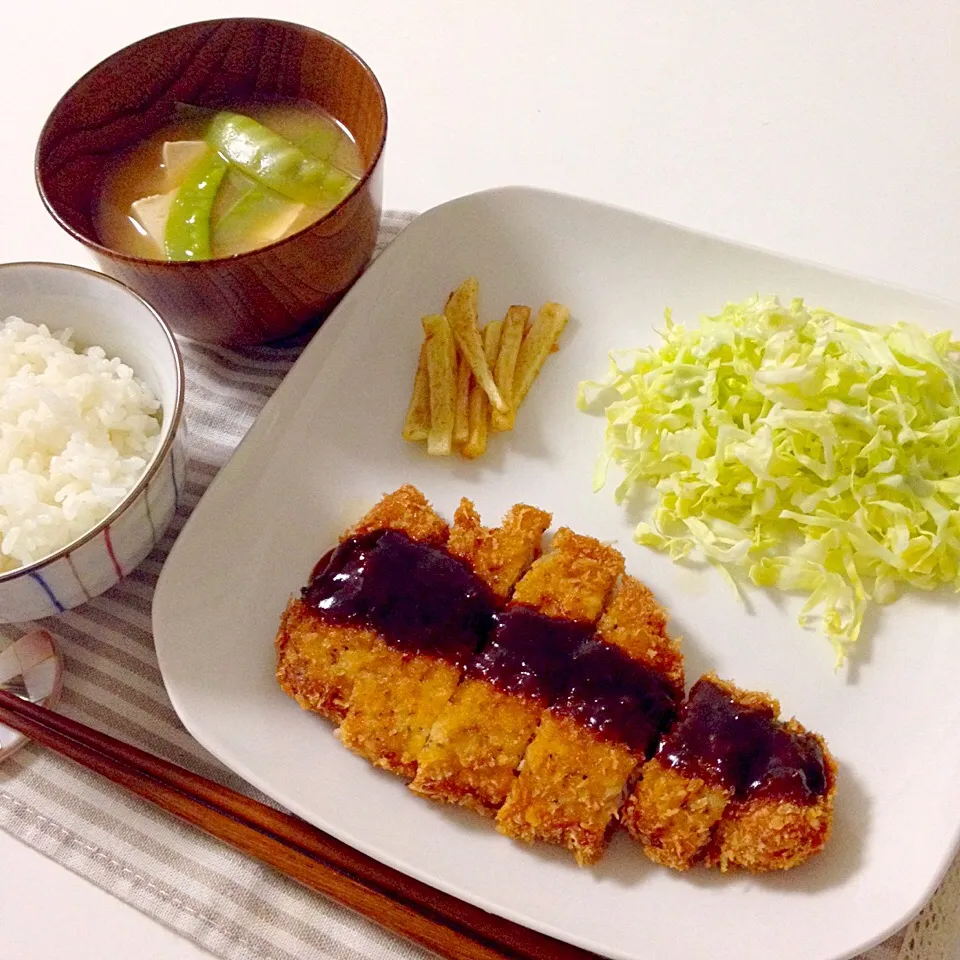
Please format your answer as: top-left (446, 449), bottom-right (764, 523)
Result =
top-left (2, 1), bottom-right (959, 957)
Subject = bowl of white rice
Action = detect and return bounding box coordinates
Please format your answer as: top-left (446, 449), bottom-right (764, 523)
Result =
top-left (0, 262), bottom-right (185, 622)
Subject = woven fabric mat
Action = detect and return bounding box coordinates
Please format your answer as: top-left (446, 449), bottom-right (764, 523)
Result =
top-left (0, 210), bottom-right (956, 960)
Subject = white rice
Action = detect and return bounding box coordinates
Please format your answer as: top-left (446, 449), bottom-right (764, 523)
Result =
top-left (0, 316), bottom-right (161, 573)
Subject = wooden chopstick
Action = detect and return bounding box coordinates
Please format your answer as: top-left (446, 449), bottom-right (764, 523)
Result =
top-left (0, 690), bottom-right (598, 960)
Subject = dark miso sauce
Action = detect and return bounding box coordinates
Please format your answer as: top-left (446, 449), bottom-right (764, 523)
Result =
top-left (553, 637), bottom-right (678, 755)
top-left (466, 606), bottom-right (591, 701)
top-left (303, 530), bottom-right (494, 667)
top-left (467, 608), bottom-right (678, 751)
top-left (304, 530), bottom-right (681, 753)
top-left (658, 678), bottom-right (828, 803)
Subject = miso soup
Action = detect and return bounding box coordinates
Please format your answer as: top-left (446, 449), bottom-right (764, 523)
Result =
top-left (95, 100), bottom-right (364, 261)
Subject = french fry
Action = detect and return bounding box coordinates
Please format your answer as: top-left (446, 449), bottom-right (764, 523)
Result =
top-left (511, 301), bottom-right (570, 415)
top-left (462, 320), bottom-right (503, 460)
top-left (453, 354), bottom-right (472, 446)
top-left (445, 277), bottom-right (508, 414)
top-left (422, 313), bottom-right (457, 456)
top-left (401, 341), bottom-right (430, 442)
top-left (490, 305), bottom-right (529, 432)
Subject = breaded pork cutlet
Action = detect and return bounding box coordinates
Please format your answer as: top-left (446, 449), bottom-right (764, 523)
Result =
top-left (622, 674), bottom-right (837, 872)
top-left (495, 577), bottom-right (684, 865)
top-left (410, 528), bottom-right (624, 816)
top-left (336, 499), bottom-right (550, 776)
top-left (275, 485), bottom-right (449, 721)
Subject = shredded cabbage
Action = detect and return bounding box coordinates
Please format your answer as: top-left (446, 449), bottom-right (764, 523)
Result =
top-left (577, 295), bottom-right (960, 663)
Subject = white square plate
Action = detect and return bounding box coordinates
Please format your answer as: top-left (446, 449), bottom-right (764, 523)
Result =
top-left (154, 187), bottom-right (960, 960)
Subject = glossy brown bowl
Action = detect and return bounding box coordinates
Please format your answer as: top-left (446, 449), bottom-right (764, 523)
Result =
top-left (36, 18), bottom-right (387, 346)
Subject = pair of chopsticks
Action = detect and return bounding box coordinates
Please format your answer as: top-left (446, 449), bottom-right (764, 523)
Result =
top-left (0, 690), bottom-right (596, 960)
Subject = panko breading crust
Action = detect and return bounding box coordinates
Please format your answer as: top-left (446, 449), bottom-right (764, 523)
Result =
top-left (509, 527), bottom-right (624, 623)
top-left (276, 486), bottom-right (837, 873)
top-left (345, 483), bottom-right (450, 546)
top-left (622, 674), bottom-right (837, 872)
top-left (496, 576), bottom-right (683, 865)
top-left (703, 715), bottom-right (838, 872)
top-left (275, 600), bottom-right (378, 721)
top-left (275, 484), bottom-right (449, 724)
top-left (447, 499), bottom-right (551, 603)
top-left (338, 498), bottom-right (549, 777)
top-left (411, 528), bottom-right (623, 814)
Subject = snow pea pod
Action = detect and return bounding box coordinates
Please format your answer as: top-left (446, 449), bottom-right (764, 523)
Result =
top-left (294, 123), bottom-right (341, 161)
top-left (206, 112), bottom-right (352, 205)
top-left (213, 172), bottom-right (306, 255)
top-left (164, 150), bottom-right (228, 261)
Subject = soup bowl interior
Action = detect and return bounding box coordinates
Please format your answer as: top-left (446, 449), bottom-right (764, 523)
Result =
top-left (36, 18), bottom-right (388, 345)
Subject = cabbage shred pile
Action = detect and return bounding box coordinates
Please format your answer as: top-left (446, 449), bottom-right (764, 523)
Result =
top-left (577, 295), bottom-right (960, 663)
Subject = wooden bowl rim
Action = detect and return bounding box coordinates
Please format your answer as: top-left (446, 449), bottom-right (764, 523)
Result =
top-left (34, 16), bottom-right (388, 269)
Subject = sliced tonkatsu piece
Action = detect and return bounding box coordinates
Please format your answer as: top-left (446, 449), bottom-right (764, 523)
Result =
top-left (495, 576), bottom-right (684, 865)
top-left (275, 485), bottom-right (449, 720)
top-left (447, 499), bottom-right (552, 605)
top-left (410, 528), bottom-right (625, 816)
top-left (506, 528), bottom-right (623, 622)
top-left (275, 603), bottom-right (379, 720)
top-left (336, 499), bottom-right (550, 776)
top-left (622, 674), bottom-right (837, 872)
top-left (347, 485), bottom-right (452, 545)
top-left (702, 711), bottom-right (838, 873)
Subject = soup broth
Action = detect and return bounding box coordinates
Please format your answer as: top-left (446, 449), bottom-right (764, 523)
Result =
top-left (95, 100), bottom-right (364, 261)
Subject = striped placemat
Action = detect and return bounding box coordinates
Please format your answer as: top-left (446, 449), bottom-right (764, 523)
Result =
top-left (0, 210), bottom-right (955, 960)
